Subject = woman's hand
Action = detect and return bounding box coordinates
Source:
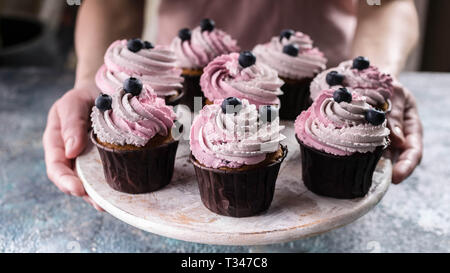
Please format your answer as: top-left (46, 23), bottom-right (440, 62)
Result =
top-left (386, 81), bottom-right (423, 184)
top-left (43, 84), bottom-right (104, 211)
top-left (351, 0), bottom-right (422, 183)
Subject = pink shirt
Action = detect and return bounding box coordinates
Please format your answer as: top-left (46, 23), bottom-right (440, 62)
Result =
top-left (156, 0), bottom-right (357, 67)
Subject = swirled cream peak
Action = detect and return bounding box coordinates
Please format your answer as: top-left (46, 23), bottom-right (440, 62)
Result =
top-left (98, 40), bottom-right (183, 97)
top-left (310, 60), bottom-right (394, 107)
top-left (190, 99), bottom-right (286, 168)
top-left (253, 31), bottom-right (327, 80)
top-left (91, 85), bottom-right (176, 147)
top-left (200, 53), bottom-right (284, 107)
top-left (295, 89), bottom-right (389, 156)
top-left (170, 26), bottom-right (240, 69)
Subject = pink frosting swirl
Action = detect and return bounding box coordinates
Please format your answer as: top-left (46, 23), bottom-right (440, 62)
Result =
top-left (295, 89), bottom-right (390, 156)
top-left (253, 32), bottom-right (327, 80)
top-left (170, 26), bottom-right (240, 69)
top-left (200, 53), bottom-right (284, 107)
top-left (190, 99), bottom-right (286, 168)
top-left (97, 40), bottom-right (183, 97)
top-left (91, 85), bottom-right (176, 147)
top-left (310, 60), bottom-right (394, 107)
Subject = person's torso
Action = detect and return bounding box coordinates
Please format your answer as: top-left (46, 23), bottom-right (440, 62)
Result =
top-left (155, 0), bottom-right (357, 67)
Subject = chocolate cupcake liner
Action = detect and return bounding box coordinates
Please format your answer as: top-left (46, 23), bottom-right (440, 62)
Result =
top-left (164, 89), bottom-right (185, 107)
top-left (190, 145), bottom-right (287, 217)
top-left (91, 132), bottom-right (179, 194)
top-left (179, 74), bottom-right (205, 111)
top-left (297, 137), bottom-right (384, 199)
top-left (278, 78), bottom-right (313, 120)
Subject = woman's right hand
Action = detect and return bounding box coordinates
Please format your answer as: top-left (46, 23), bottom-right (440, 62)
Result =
top-left (43, 83), bottom-right (104, 211)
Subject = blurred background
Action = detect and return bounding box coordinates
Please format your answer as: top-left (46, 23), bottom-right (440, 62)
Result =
top-left (0, 0), bottom-right (448, 72)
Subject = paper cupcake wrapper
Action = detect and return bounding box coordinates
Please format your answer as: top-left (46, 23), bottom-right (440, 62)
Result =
top-left (297, 137), bottom-right (384, 199)
top-left (91, 132), bottom-right (179, 194)
top-left (278, 78), bottom-right (313, 120)
top-left (164, 89), bottom-right (185, 107)
top-left (179, 73), bottom-right (205, 111)
top-left (190, 145), bottom-right (287, 217)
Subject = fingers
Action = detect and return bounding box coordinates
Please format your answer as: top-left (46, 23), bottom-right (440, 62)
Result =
top-left (44, 88), bottom-right (104, 212)
top-left (387, 84), bottom-right (406, 146)
top-left (83, 196), bottom-right (105, 212)
top-left (392, 90), bottom-right (423, 184)
top-left (392, 145), bottom-right (422, 184)
top-left (43, 105), bottom-right (86, 197)
top-left (58, 92), bottom-right (93, 159)
top-left (402, 91), bottom-right (423, 138)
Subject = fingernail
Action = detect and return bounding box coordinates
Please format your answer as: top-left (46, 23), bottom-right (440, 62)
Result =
top-left (65, 137), bottom-right (75, 153)
top-left (393, 126), bottom-right (405, 141)
top-left (398, 160), bottom-right (411, 173)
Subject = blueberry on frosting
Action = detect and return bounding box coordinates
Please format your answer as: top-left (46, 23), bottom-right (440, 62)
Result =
top-left (95, 94), bottom-right (112, 112)
top-left (326, 71), bottom-right (344, 86)
top-left (279, 29), bottom-right (295, 41)
top-left (123, 77), bottom-right (143, 96)
top-left (365, 109), bottom-right (386, 126)
top-left (127, 38), bottom-right (143, 52)
top-left (238, 51), bottom-right (256, 68)
top-left (259, 105), bottom-right (278, 123)
top-left (178, 28), bottom-right (191, 41)
top-left (200, 18), bottom-right (215, 32)
top-left (221, 97), bottom-right (242, 114)
top-left (352, 56), bottom-right (370, 70)
top-left (143, 41), bottom-right (154, 49)
top-left (283, 44), bottom-right (299, 57)
top-left (333, 87), bottom-right (352, 103)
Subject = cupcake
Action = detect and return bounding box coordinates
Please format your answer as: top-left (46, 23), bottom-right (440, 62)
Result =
top-left (310, 56), bottom-right (394, 112)
top-left (95, 39), bottom-right (184, 106)
top-left (295, 88), bottom-right (390, 199)
top-left (200, 51), bottom-right (284, 108)
top-left (253, 29), bottom-right (327, 120)
top-left (170, 19), bottom-right (240, 111)
top-left (90, 77), bottom-right (179, 194)
top-left (190, 97), bottom-right (287, 217)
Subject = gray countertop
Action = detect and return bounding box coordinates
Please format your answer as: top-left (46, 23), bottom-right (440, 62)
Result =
top-left (0, 68), bottom-right (449, 253)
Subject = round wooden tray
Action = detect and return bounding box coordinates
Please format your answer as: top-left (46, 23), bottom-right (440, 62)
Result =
top-left (76, 123), bottom-right (391, 246)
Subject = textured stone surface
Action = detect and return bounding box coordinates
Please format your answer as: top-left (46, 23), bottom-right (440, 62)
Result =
top-left (0, 68), bottom-right (449, 252)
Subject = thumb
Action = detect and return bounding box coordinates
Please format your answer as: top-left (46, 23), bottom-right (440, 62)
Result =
top-left (58, 91), bottom-right (93, 159)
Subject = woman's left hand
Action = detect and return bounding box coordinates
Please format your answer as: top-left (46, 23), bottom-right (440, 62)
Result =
top-left (386, 80), bottom-right (423, 184)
